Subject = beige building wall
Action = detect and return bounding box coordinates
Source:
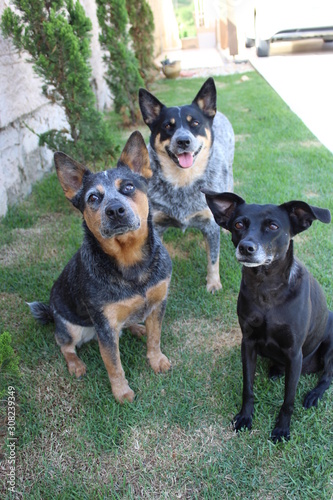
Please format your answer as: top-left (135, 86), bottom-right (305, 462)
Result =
top-left (147, 0), bottom-right (181, 56)
top-left (218, 0), bottom-right (253, 56)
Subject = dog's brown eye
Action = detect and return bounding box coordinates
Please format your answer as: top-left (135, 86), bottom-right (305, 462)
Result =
top-left (122, 183), bottom-right (135, 194)
top-left (235, 221), bottom-right (244, 230)
top-left (269, 223), bottom-right (279, 230)
top-left (192, 120), bottom-right (199, 127)
top-left (88, 194), bottom-right (100, 203)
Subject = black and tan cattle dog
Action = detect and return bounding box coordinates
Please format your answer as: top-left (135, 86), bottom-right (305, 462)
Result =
top-left (204, 190), bottom-right (333, 442)
top-left (29, 132), bottom-right (172, 403)
top-left (139, 77), bottom-right (234, 293)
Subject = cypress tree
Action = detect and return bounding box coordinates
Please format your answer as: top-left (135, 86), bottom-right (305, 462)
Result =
top-left (126, 0), bottom-right (156, 86)
top-left (1, 0), bottom-right (117, 164)
top-left (96, 0), bottom-right (144, 125)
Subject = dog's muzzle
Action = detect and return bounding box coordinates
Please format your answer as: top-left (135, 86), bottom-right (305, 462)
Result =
top-left (166, 144), bottom-right (202, 169)
top-left (100, 201), bottom-right (140, 237)
top-left (236, 240), bottom-right (272, 267)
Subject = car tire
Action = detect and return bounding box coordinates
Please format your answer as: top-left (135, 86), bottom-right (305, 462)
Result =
top-left (256, 39), bottom-right (270, 57)
top-left (245, 37), bottom-right (255, 48)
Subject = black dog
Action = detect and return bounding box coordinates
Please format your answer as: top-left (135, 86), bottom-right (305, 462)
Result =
top-left (203, 190), bottom-right (333, 442)
top-left (139, 78), bottom-right (234, 293)
top-left (29, 132), bottom-right (172, 404)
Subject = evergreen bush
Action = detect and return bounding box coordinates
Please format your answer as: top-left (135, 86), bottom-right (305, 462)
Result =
top-left (96, 0), bottom-right (144, 125)
top-left (1, 0), bottom-right (117, 164)
top-left (126, 0), bottom-right (156, 86)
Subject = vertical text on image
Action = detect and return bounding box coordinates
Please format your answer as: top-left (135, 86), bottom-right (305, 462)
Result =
top-left (7, 386), bottom-right (16, 494)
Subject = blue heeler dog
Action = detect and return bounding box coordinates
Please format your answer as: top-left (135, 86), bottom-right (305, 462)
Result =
top-left (139, 77), bottom-right (234, 293)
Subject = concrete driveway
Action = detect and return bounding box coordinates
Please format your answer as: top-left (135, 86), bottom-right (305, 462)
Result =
top-left (245, 39), bottom-right (333, 153)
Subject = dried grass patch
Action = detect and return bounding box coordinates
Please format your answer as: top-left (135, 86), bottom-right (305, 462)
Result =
top-left (163, 232), bottom-right (205, 260)
top-left (299, 140), bottom-right (321, 148)
top-left (0, 214), bottom-right (69, 267)
top-left (101, 423), bottom-right (235, 498)
top-left (15, 420), bottom-right (235, 498)
top-left (304, 191), bottom-right (319, 199)
top-left (163, 241), bottom-right (189, 260)
top-left (0, 293), bottom-right (28, 333)
top-left (22, 355), bottom-right (88, 423)
top-left (168, 318), bottom-right (241, 369)
top-left (235, 134), bottom-right (251, 143)
top-left (171, 318), bottom-right (240, 350)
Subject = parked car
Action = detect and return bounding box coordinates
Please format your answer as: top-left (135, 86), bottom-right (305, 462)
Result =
top-left (245, 0), bottom-right (333, 57)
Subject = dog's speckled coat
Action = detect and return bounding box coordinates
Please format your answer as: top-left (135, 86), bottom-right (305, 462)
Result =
top-left (29, 132), bottom-right (172, 404)
top-left (139, 78), bottom-right (234, 292)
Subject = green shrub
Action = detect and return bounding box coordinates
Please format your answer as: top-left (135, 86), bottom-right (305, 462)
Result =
top-left (126, 0), bottom-right (156, 85)
top-left (1, 0), bottom-right (117, 164)
top-left (96, 0), bottom-right (144, 125)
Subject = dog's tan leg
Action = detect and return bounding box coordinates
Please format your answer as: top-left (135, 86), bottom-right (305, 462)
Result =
top-left (60, 344), bottom-right (87, 378)
top-left (206, 249), bottom-right (222, 293)
top-left (56, 322), bottom-right (88, 378)
top-left (197, 220), bottom-right (222, 293)
top-left (101, 299), bottom-right (146, 403)
top-left (98, 340), bottom-right (135, 403)
top-left (145, 306), bottom-right (171, 373)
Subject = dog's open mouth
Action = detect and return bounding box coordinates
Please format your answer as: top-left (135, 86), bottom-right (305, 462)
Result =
top-left (177, 152), bottom-right (194, 168)
top-left (166, 145), bottom-right (202, 169)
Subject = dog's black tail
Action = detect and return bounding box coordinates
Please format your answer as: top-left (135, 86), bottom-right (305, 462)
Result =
top-left (27, 302), bottom-right (54, 325)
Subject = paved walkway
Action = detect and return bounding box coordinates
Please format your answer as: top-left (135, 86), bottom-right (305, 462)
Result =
top-left (156, 43), bottom-right (333, 154)
top-left (248, 40), bottom-right (333, 153)
top-left (156, 47), bottom-right (252, 78)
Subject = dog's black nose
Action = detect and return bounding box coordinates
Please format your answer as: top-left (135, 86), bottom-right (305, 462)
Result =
top-left (105, 201), bottom-right (126, 220)
top-left (238, 241), bottom-right (257, 256)
top-left (177, 137), bottom-right (191, 149)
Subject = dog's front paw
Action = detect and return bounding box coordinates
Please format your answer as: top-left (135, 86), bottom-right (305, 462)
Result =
top-left (271, 426), bottom-right (290, 443)
top-left (233, 412), bottom-right (252, 432)
top-left (128, 324), bottom-right (146, 338)
top-left (268, 364), bottom-right (284, 380)
top-left (148, 352), bottom-right (171, 374)
top-left (206, 279), bottom-right (222, 294)
top-left (111, 381), bottom-right (135, 404)
top-left (303, 388), bottom-right (321, 409)
top-left (67, 356), bottom-right (87, 378)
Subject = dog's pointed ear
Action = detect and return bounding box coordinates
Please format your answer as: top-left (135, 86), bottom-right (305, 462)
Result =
top-left (54, 152), bottom-right (90, 204)
top-left (192, 77), bottom-right (216, 118)
top-left (139, 88), bottom-right (165, 128)
top-left (202, 190), bottom-right (245, 230)
top-left (119, 131), bottom-right (152, 179)
top-left (281, 200), bottom-right (331, 236)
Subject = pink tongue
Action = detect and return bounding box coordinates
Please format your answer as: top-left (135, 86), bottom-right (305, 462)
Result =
top-left (177, 152), bottom-right (193, 168)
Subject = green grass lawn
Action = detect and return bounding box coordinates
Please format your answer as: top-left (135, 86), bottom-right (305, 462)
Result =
top-left (1, 71), bottom-right (333, 499)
